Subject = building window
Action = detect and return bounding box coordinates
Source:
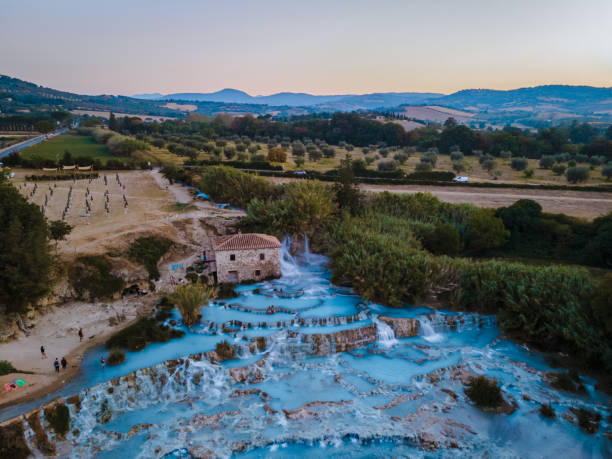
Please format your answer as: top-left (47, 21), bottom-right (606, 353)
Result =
top-left (259, 253), bottom-right (265, 260)
top-left (255, 269), bottom-right (261, 276)
top-left (230, 254), bottom-right (235, 261)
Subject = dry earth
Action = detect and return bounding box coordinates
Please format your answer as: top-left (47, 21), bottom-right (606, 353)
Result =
top-left (0, 170), bottom-right (244, 408)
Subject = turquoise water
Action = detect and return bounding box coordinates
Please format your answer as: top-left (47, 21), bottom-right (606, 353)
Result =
top-left (2, 240), bottom-right (610, 458)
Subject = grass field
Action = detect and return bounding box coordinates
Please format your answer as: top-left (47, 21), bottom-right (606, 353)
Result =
top-left (20, 134), bottom-right (113, 162)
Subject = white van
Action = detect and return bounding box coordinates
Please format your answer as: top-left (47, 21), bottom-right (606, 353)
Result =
top-left (453, 176), bottom-right (469, 183)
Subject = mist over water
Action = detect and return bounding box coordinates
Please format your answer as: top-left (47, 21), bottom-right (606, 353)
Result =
top-left (4, 238), bottom-right (611, 458)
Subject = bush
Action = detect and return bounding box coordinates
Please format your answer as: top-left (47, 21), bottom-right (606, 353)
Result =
top-left (539, 155), bottom-right (555, 169)
top-left (551, 163), bottom-right (566, 176)
top-left (511, 157), bottom-right (528, 171)
top-left (566, 166), bottom-right (589, 183)
top-left (522, 168), bottom-right (535, 179)
top-left (450, 151), bottom-right (464, 161)
top-left (105, 318), bottom-right (184, 351)
top-left (415, 161), bottom-right (432, 172)
top-left (464, 376), bottom-right (503, 408)
top-left (422, 224), bottom-right (462, 255)
top-left (539, 403), bottom-right (555, 418)
top-left (405, 171), bottom-right (455, 182)
top-left (217, 283), bottom-right (238, 299)
top-left (267, 147), bottom-right (287, 163)
top-left (68, 255), bottom-right (125, 300)
top-left (377, 160), bottom-right (398, 171)
top-left (44, 404), bottom-right (70, 437)
top-left (107, 348), bottom-right (126, 366)
top-left (602, 164), bottom-right (612, 180)
top-left (128, 236), bottom-right (172, 279)
top-left (0, 360), bottom-right (16, 376)
top-left (199, 166), bottom-right (280, 208)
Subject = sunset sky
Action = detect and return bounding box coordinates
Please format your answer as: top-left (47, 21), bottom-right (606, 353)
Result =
top-left (1, 0), bottom-right (611, 96)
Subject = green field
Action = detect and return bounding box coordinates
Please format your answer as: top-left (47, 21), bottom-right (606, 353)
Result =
top-left (20, 133), bottom-right (112, 162)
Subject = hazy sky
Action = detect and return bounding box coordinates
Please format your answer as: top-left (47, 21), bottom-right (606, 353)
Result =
top-left (1, 0), bottom-right (611, 96)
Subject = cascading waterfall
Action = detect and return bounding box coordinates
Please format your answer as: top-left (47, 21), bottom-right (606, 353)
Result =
top-left (419, 317), bottom-right (444, 343)
top-left (2, 236), bottom-right (610, 459)
top-left (373, 316), bottom-right (398, 348)
top-left (279, 236), bottom-right (302, 278)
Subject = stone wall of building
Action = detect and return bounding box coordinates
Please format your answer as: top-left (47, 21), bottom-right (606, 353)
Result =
top-left (215, 247), bottom-right (281, 283)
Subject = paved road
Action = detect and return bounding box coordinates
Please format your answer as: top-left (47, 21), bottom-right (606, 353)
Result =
top-left (0, 127), bottom-right (69, 159)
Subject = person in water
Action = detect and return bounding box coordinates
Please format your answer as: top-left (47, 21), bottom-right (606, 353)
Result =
top-left (100, 357), bottom-right (105, 370)
top-left (61, 357), bottom-right (67, 370)
top-left (53, 358), bottom-right (60, 373)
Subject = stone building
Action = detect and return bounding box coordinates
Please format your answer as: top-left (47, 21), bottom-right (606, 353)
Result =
top-left (207, 233), bottom-right (282, 284)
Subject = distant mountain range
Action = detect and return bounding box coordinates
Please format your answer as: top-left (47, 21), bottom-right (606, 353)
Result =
top-left (2, 74), bottom-right (611, 125)
top-left (133, 85), bottom-right (612, 124)
top-left (133, 89), bottom-right (444, 110)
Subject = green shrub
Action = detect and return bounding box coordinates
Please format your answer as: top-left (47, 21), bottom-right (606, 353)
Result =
top-left (107, 348), bottom-right (126, 366)
top-left (199, 166), bottom-right (280, 208)
top-left (105, 318), bottom-right (184, 351)
top-left (566, 166), bottom-right (590, 183)
top-left (539, 155), bottom-right (555, 169)
top-left (539, 403), bottom-right (556, 418)
top-left (464, 376), bottom-right (503, 408)
top-left (551, 163), bottom-right (566, 176)
top-left (128, 236), bottom-right (171, 279)
top-left (511, 157), bottom-right (528, 171)
top-left (68, 255), bottom-right (125, 300)
top-left (0, 360), bottom-right (16, 376)
top-left (43, 404), bottom-right (70, 437)
top-left (217, 283), bottom-right (238, 299)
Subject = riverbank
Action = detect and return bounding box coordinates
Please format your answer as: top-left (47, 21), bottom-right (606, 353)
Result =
top-left (0, 294), bottom-right (159, 410)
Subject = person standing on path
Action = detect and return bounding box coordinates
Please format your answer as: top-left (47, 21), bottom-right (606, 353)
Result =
top-left (78, 328), bottom-right (83, 342)
top-left (61, 357), bottom-right (67, 370)
top-left (40, 345), bottom-right (46, 359)
top-left (54, 358), bottom-right (60, 373)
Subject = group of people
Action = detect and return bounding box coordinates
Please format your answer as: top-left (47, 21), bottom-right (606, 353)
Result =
top-left (266, 305), bottom-right (276, 314)
top-left (40, 328), bottom-right (84, 374)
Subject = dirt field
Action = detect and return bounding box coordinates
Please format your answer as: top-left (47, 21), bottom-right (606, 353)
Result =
top-left (363, 184), bottom-right (612, 219)
top-left (267, 177), bottom-right (612, 219)
top-left (14, 170), bottom-right (243, 255)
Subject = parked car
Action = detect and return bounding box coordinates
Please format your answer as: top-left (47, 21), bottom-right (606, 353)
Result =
top-left (453, 176), bottom-right (469, 183)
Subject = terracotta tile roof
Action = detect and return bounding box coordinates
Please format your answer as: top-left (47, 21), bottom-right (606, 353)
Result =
top-left (212, 233), bottom-right (282, 252)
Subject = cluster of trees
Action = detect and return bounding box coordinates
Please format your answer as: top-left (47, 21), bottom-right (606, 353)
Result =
top-left (0, 181), bottom-right (54, 314)
top-left (83, 127), bottom-right (146, 157)
top-left (0, 112), bottom-right (70, 133)
top-left (120, 111), bottom-right (612, 163)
